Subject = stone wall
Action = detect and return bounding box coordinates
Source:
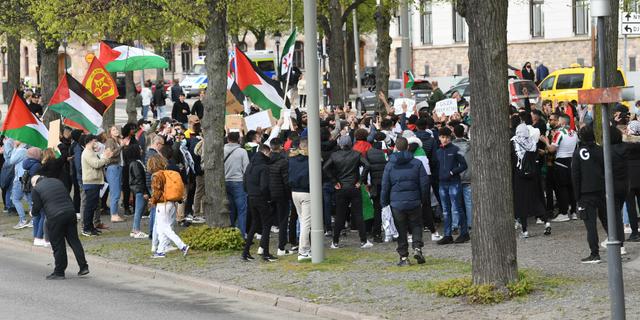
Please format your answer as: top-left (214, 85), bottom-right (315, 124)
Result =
top-left (392, 36), bottom-right (640, 79)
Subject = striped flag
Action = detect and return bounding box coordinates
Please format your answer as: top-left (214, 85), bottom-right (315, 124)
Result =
top-left (98, 40), bottom-right (168, 72)
top-left (280, 29), bottom-right (297, 76)
top-left (403, 70), bottom-right (415, 89)
top-left (1, 91), bottom-right (48, 150)
top-left (49, 74), bottom-right (107, 134)
top-left (234, 47), bottom-right (285, 119)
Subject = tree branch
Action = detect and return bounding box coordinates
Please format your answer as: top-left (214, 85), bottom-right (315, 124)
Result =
top-left (318, 14), bottom-right (331, 35)
top-left (341, 0), bottom-right (367, 24)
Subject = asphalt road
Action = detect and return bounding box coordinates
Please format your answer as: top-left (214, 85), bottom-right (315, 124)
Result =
top-left (0, 246), bottom-right (322, 320)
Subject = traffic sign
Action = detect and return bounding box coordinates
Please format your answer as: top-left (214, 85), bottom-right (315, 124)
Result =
top-left (621, 12), bottom-right (640, 35)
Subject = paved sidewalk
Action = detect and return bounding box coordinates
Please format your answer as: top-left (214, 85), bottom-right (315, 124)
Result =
top-left (2, 212), bottom-right (640, 319)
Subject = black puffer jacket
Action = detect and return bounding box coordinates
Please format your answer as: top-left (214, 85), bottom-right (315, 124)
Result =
top-left (129, 160), bottom-right (147, 194)
top-left (322, 147), bottom-right (370, 190)
top-left (269, 151), bottom-right (289, 199)
top-left (244, 152), bottom-right (271, 199)
top-left (365, 145), bottom-right (387, 187)
top-left (624, 136), bottom-right (640, 189)
top-left (31, 177), bottom-right (76, 220)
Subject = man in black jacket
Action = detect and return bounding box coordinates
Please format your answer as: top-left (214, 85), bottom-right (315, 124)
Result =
top-left (153, 80), bottom-right (168, 119)
top-left (571, 126), bottom-right (607, 264)
top-left (365, 132), bottom-right (388, 243)
top-left (191, 90), bottom-right (205, 120)
top-left (269, 138), bottom-right (291, 255)
top-left (323, 135), bottom-right (371, 249)
top-left (242, 145), bottom-right (277, 262)
top-left (31, 175), bottom-right (89, 279)
top-left (170, 79), bottom-right (183, 103)
top-left (172, 93), bottom-right (190, 127)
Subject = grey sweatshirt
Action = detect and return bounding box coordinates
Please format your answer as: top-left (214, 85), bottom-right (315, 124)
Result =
top-left (224, 143), bottom-right (250, 182)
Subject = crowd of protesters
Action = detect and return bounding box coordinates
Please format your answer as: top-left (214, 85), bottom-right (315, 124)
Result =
top-left (3, 76), bottom-right (640, 270)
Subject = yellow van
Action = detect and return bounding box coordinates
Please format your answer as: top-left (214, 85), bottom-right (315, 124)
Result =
top-left (538, 65), bottom-right (628, 104)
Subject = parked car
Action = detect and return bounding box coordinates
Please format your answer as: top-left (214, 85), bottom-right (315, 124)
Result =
top-left (356, 79), bottom-right (404, 112)
top-left (433, 79), bottom-right (540, 112)
top-left (412, 79), bottom-right (433, 104)
top-left (538, 65), bottom-right (628, 105)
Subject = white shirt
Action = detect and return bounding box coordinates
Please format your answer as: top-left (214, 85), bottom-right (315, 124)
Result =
top-left (141, 87), bottom-right (153, 106)
top-left (551, 126), bottom-right (578, 159)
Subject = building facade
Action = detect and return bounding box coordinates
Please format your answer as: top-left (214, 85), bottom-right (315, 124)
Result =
top-left (389, 0), bottom-right (640, 80)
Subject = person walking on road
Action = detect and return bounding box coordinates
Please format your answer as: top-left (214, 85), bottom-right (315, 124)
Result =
top-left (30, 175), bottom-right (89, 280)
top-left (380, 137), bottom-right (429, 266)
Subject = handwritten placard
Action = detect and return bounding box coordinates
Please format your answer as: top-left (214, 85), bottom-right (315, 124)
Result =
top-left (244, 109), bottom-right (276, 131)
top-left (434, 98), bottom-right (458, 116)
top-left (393, 98), bottom-right (416, 117)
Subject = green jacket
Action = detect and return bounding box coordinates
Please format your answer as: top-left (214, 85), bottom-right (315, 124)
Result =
top-left (428, 88), bottom-right (445, 109)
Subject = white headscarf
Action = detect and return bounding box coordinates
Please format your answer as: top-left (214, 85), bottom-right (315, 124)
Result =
top-left (511, 123), bottom-right (536, 165)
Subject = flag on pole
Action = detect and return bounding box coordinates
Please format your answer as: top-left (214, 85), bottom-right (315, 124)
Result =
top-left (1, 91), bottom-right (48, 150)
top-left (97, 40), bottom-right (168, 72)
top-left (280, 28), bottom-right (297, 76)
top-left (49, 74), bottom-right (107, 134)
top-left (403, 70), bottom-right (415, 89)
top-left (82, 57), bottom-right (118, 109)
top-left (227, 49), bottom-right (246, 105)
top-left (234, 47), bottom-right (286, 119)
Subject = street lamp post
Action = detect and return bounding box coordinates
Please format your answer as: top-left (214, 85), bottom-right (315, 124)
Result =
top-left (274, 31), bottom-right (282, 83)
top-left (591, 0), bottom-right (626, 319)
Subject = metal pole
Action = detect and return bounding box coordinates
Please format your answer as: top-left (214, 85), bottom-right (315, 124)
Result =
top-left (597, 15), bottom-right (626, 320)
top-left (400, 0), bottom-right (411, 98)
top-left (353, 10), bottom-right (362, 96)
top-left (304, 0), bottom-right (324, 263)
top-left (624, 34), bottom-right (628, 75)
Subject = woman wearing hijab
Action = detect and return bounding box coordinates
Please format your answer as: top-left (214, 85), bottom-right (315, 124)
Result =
top-left (521, 62), bottom-right (535, 82)
top-left (512, 123), bottom-right (546, 238)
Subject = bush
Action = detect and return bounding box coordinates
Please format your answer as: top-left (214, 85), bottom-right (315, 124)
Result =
top-left (431, 271), bottom-right (536, 304)
top-left (179, 226), bottom-right (244, 251)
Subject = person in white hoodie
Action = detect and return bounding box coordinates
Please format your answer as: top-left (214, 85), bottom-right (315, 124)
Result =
top-left (141, 81), bottom-right (153, 120)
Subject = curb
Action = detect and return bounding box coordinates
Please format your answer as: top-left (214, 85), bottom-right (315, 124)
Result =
top-left (0, 236), bottom-right (382, 320)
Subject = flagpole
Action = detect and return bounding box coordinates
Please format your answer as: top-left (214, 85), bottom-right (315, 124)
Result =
top-left (283, 69), bottom-right (291, 107)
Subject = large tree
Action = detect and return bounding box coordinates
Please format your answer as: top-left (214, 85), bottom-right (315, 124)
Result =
top-left (374, 0), bottom-right (393, 112)
top-left (456, 0), bottom-right (518, 287)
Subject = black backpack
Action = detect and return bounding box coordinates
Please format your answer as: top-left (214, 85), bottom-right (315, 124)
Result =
top-left (21, 169), bottom-right (32, 193)
top-left (516, 151), bottom-right (537, 179)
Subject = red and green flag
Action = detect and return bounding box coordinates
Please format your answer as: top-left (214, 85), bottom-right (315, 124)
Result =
top-left (403, 70), bottom-right (415, 89)
top-left (49, 73), bottom-right (107, 134)
top-left (1, 91), bottom-right (48, 150)
top-left (234, 46), bottom-right (285, 118)
top-left (98, 40), bottom-right (168, 72)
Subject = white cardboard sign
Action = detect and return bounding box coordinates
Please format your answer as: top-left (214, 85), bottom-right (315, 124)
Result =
top-left (393, 98), bottom-right (416, 117)
top-left (434, 98), bottom-right (458, 116)
top-left (244, 109), bottom-right (275, 131)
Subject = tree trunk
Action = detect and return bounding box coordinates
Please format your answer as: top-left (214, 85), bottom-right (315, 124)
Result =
top-left (458, 0), bottom-right (518, 287)
top-left (254, 30), bottom-right (266, 50)
top-left (346, 22), bottom-right (355, 92)
top-left (125, 71), bottom-right (137, 124)
top-left (594, 1), bottom-right (619, 143)
top-left (6, 34), bottom-right (20, 105)
top-left (40, 39), bottom-right (61, 125)
top-left (102, 72), bottom-right (117, 130)
top-left (154, 41), bottom-right (164, 81)
top-left (327, 0), bottom-right (345, 106)
top-left (374, 2), bottom-right (391, 113)
top-left (202, 0), bottom-right (230, 227)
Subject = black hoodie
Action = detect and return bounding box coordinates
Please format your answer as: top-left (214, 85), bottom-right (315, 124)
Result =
top-left (244, 152), bottom-right (271, 199)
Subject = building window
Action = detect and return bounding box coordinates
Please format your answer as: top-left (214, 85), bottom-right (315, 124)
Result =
top-left (421, 0), bottom-right (433, 45)
top-left (631, 57), bottom-right (637, 72)
top-left (530, 0), bottom-right (544, 38)
top-left (198, 42), bottom-right (206, 57)
top-left (163, 44), bottom-right (175, 72)
top-left (574, 0), bottom-right (589, 35)
top-left (396, 16), bottom-right (402, 36)
top-left (24, 47), bottom-right (29, 76)
top-left (453, 8), bottom-right (466, 43)
top-left (181, 43), bottom-right (192, 72)
top-left (293, 41), bottom-right (304, 69)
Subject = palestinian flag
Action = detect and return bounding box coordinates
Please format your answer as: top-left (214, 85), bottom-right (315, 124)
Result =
top-left (227, 49), bottom-right (246, 105)
top-left (280, 28), bottom-right (297, 76)
top-left (98, 40), bottom-right (168, 72)
top-left (234, 46), bottom-right (285, 118)
top-left (403, 70), bottom-right (415, 89)
top-left (1, 91), bottom-right (48, 150)
top-left (49, 73), bottom-right (107, 134)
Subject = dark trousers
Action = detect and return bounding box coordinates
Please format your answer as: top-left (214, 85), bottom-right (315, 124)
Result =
top-left (370, 184), bottom-right (383, 239)
top-left (72, 179), bottom-right (81, 213)
top-left (333, 187), bottom-right (366, 244)
top-left (243, 197), bottom-right (272, 256)
top-left (185, 173), bottom-right (196, 217)
top-left (392, 207), bottom-right (423, 257)
top-left (288, 200), bottom-right (299, 246)
top-left (122, 163), bottom-right (131, 213)
top-left (554, 158), bottom-right (576, 215)
top-left (48, 213), bottom-right (88, 276)
top-left (422, 189), bottom-right (436, 233)
top-left (322, 182), bottom-right (335, 232)
top-left (82, 186), bottom-right (100, 232)
top-left (627, 188), bottom-right (640, 237)
top-left (544, 167), bottom-right (557, 215)
top-left (580, 193), bottom-right (607, 256)
top-left (272, 198), bottom-right (289, 250)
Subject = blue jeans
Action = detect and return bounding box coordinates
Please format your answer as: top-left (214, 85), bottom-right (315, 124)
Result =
top-left (11, 182), bottom-right (31, 223)
top-left (225, 181), bottom-right (247, 236)
top-left (462, 184), bottom-right (472, 228)
top-left (33, 212), bottom-right (45, 238)
top-left (439, 181), bottom-right (468, 237)
top-left (322, 182), bottom-right (335, 231)
top-left (5, 186), bottom-right (14, 210)
top-left (105, 165), bottom-right (122, 216)
top-left (149, 206), bottom-right (155, 236)
top-left (133, 192), bottom-right (145, 232)
top-left (142, 105), bottom-right (150, 120)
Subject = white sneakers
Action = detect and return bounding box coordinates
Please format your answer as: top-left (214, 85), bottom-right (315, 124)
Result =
top-left (551, 214), bottom-right (570, 222)
top-left (360, 240), bottom-right (374, 249)
top-left (536, 218), bottom-right (544, 225)
top-left (277, 249), bottom-right (292, 256)
top-left (570, 213), bottom-right (578, 220)
top-left (624, 224), bottom-right (632, 234)
top-left (521, 231), bottom-right (529, 239)
top-left (297, 253), bottom-right (311, 261)
top-left (431, 232), bottom-right (443, 241)
top-left (130, 231), bottom-right (149, 239)
top-left (257, 247), bottom-right (264, 255)
top-left (600, 240), bottom-right (628, 255)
